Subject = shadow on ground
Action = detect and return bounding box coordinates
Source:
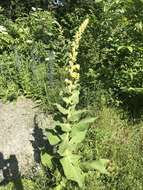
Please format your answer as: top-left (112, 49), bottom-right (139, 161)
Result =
top-left (0, 113), bottom-right (52, 190)
top-left (31, 115), bottom-right (50, 163)
top-left (0, 152), bottom-right (24, 190)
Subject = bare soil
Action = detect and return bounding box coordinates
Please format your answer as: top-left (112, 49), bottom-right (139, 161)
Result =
top-left (0, 97), bottom-right (51, 177)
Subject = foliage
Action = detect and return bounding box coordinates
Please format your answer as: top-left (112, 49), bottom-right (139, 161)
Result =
top-left (0, 9), bottom-right (66, 110)
top-left (0, 0), bottom-right (57, 18)
top-left (1, 0), bottom-right (143, 189)
top-left (1, 107), bottom-right (143, 190)
top-left (55, 0), bottom-right (143, 113)
top-left (1, 0), bottom-right (143, 112)
top-left (41, 18), bottom-right (108, 189)
top-left (81, 106), bottom-right (143, 190)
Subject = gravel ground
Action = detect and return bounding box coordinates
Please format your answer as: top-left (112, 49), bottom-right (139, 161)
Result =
top-left (0, 97), bottom-right (49, 178)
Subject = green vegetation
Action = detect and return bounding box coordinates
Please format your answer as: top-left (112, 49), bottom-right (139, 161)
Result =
top-left (0, 0), bottom-right (143, 189)
top-left (0, 9), bottom-right (65, 110)
top-left (41, 18), bottom-right (108, 189)
top-left (1, 107), bottom-right (143, 189)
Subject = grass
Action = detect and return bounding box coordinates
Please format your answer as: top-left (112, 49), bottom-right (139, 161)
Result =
top-left (82, 106), bottom-right (143, 190)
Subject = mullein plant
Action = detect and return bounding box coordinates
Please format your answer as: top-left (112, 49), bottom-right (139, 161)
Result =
top-left (41, 18), bottom-right (109, 189)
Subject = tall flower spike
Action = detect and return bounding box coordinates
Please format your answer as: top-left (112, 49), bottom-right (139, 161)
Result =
top-left (67, 18), bottom-right (89, 94)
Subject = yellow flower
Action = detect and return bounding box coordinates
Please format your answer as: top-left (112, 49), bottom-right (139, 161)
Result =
top-left (70, 72), bottom-right (80, 80)
top-left (66, 18), bottom-right (89, 94)
top-left (65, 79), bottom-right (71, 84)
top-left (69, 18), bottom-right (89, 69)
top-left (73, 64), bottom-right (80, 71)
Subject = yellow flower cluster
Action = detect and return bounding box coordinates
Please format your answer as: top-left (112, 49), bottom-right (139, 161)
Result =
top-left (65, 18), bottom-right (89, 93)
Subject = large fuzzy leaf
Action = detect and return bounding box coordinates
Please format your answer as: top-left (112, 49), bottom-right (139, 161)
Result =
top-left (68, 109), bottom-right (87, 122)
top-left (70, 120), bottom-right (91, 148)
top-left (58, 133), bottom-right (69, 156)
top-left (78, 117), bottom-right (96, 125)
top-left (70, 130), bottom-right (88, 148)
top-left (55, 121), bottom-right (71, 132)
top-left (60, 154), bottom-right (84, 188)
top-left (41, 152), bottom-right (53, 169)
top-left (63, 89), bottom-right (80, 105)
top-left (71, 123), bottom-right (88, 136)
top-left (47, 131), bottom-right (61, 145)
top-left (55, 103), bottom-right (68, 115)
top-left (69, 89), bottom-right (80, 105)
top-left (81, 159), bottom-right (109, 174)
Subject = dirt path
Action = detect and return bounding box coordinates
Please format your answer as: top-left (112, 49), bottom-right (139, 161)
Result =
top-left (0, 97), bottom-right (40, 176)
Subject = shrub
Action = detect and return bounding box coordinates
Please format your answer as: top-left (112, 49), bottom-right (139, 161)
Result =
top-left (0, 9), bottom-right (66, 111)
top-left (55, 0), bottom-right (143, 112)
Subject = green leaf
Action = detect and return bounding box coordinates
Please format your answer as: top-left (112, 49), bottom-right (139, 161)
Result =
top-left (70, 130), bottom-right (87, 147)
top-left (58, 133), bottom-right (69, 156)
top-left (59, 123), bottom-right (71, 132)
top-left (70, 123), bottom-right (89, 150)
top-left (60, 155), bottom-right (84, 187)
top-left (55, 121), bottom-right (71, 132)
top-left (121, 87), bottom-right (143, 95)
top-left (68, 109), bottom-right (87, 122)
top-left (71, 123), bottom-right (88, 135)
top-left (81, 159), bottom-right (109, 174)
top-left (55, 103), bottom-right (68, 115)
top-left (127, 46), bottom-right (133, 53)
top-left (41, 152), bottom-right (53, 169)
top-left (117, 46), bottom-right (124, 51)
top-left (78, 117), bottom-right (96, 125)
top-left (63, 97), bottom-right (71, 104)
top-left (70, 89), bottom-right (80, 105)
top-left (95, 0), bottom-right (103, 2)
top-left (47, 131), bottom-right (61, 145)
top-left (63, 90), bottom-right (79, 105)
top-left (117, 45), bottom-right (133, 53)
